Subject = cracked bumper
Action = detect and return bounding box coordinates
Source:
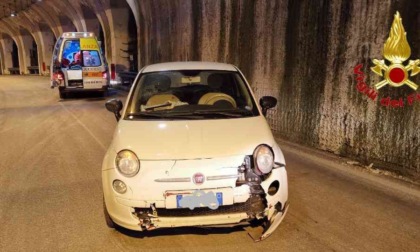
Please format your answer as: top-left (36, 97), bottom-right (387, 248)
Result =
top-left (103, 172), bottom-right (288, 232)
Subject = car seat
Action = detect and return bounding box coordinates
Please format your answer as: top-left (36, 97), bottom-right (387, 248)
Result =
top-left (198, 73), bottom-right (237, 108)
top-left (146, 94), bottom-right (180, 107)
top-left (145, 74), bottom-right (181, 107)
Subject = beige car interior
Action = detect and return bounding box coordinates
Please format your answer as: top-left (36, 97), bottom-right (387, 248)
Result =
top-left (198, 93), bottom-right (237, 107)
top-left (144, 75), bottom-right (181, 110)
top-left (198, 73), bottom-right (237, 108)
top-left (146, 94), bottom-right (180, 106)
top-left (144, 73), bottom-right (237, 109)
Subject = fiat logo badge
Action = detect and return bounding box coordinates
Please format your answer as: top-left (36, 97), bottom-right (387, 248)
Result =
top-left (193, 173), bottom-right (205, 185)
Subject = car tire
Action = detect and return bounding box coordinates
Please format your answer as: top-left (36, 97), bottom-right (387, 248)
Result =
top-left (59, 90), bottom-right (67, 99)
top-left (103, 199), bottom-right (116, 229)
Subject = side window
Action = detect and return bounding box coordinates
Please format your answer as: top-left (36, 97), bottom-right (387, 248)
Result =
top-left (52, 38), bottom-right (63, 66)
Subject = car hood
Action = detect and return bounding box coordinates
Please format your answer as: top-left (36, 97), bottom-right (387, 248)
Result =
top-left (111, 116), bottom-right (276, 160)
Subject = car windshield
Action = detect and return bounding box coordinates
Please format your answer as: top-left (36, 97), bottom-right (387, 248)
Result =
top-left (125, 70), bottom-right (259, 120)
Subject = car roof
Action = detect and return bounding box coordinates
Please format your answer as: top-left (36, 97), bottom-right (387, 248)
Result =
top-left (142, 61), bottom-right (238, 73)
top-left (61, 32), bottom-right (96, 39)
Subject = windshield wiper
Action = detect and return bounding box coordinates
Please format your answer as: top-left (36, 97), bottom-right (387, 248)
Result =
top-left (126, 112), bottom-right (164, 118)
top-left (126, 112), bottom-right (203, 119)
top-left (142, 101), bottom-right (189, 111)
top-left (192, 109), bottom-right (254, 118)
top-left (126, 108), bottom-right (254, 120)
top-left (143, 102), bottom-right (172, 111)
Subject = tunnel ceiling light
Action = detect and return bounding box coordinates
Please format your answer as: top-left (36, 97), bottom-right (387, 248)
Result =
top-left (0, 1), bottom-right (44, 19)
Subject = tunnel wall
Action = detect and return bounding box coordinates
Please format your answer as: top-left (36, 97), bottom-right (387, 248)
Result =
top-left (136, 0), bottom-right (420, 179)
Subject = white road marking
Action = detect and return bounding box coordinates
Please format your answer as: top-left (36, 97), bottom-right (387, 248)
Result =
top-left (59, 102), bottom-right (106, 150)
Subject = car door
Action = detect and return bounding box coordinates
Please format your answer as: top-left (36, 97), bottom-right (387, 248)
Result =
top-left (61, 39), bottom-right (83, 88)
top-left (80, 37), bottom-right (106, 89)
top-left (50, 37), bottom-right (63, 85)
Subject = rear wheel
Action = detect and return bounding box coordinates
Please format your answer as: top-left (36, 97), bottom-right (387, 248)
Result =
top-left (59, 90), bottom-right (67, 99)
top-left (103, 199), bottom-right (116, 229)
top-left (102, 86), bottom-right (109, 97)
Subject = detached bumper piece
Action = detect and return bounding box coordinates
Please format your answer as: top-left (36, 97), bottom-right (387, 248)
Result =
top-left (133, 195), bottom-right (267, 231)
top-left (245, 201), bottom-right (289, 242)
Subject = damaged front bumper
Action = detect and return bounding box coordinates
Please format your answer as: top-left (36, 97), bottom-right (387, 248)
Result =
top-left (132, 193), bottom-right (268, 230)
top-left (245, 201), bottom-right (289, 241)
top-left (103, 157), bottom-right (288, 241)
top-left (131, 198), bottom-right (289, 242)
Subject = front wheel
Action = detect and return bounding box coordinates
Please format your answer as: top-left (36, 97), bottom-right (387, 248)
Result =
top-left (103, 199), bottom-right (116, 229)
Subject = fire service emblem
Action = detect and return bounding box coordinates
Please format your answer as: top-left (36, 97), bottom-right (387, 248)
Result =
top-left (353, 11), bottom-right (420, 108)
top-left (371, 12), bottom-right (419, 90)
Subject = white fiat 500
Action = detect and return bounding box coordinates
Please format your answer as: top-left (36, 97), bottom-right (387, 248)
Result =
top-left (102, 62), bottom-right (288, 241)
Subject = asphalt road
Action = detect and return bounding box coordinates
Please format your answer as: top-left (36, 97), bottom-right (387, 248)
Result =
top-left (0, 75), bottom-right (419, 252)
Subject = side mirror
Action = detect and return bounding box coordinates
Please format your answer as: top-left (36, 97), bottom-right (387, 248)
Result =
top-left (259, 96), bottom-right (277, 116)
top-left (105, 99), bottom-right (123, 121)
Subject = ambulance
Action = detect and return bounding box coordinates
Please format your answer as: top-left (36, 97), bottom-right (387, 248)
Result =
top-left (50, 32), bottom-right (110, 98)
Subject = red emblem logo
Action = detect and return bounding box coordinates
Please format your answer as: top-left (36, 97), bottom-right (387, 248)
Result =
top-left (353, 12), bottom-right (420, 108)
top-left (192, 173), bottom-right (205, 185)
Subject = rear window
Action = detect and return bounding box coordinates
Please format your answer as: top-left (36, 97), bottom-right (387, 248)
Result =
top-left (61, 39), bottom-right (102, 68)
top-left (62, 40), bottom-right (81, 66)
top-left (82, 51), bottom-right (101, 67)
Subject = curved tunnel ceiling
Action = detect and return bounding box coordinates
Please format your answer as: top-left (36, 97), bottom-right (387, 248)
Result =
top-left (0, 0), bottom-right (139, 75)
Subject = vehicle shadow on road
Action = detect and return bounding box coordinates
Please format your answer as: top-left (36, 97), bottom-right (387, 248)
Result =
top-left (115, 225), bottom-right (246, 239)
top-left (58, 89), bottom-right (119, 102)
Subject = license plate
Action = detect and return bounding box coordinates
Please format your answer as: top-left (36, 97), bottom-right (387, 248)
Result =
top-left (83, 72), bottom-right (102, 78)
top-left (176, 190), bottom-right (223, 210)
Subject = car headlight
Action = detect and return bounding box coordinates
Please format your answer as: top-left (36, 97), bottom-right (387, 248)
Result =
top-left (253, 145), bottom-right (274, 175)
top-left (115, 150), bottom-right (140, 177)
